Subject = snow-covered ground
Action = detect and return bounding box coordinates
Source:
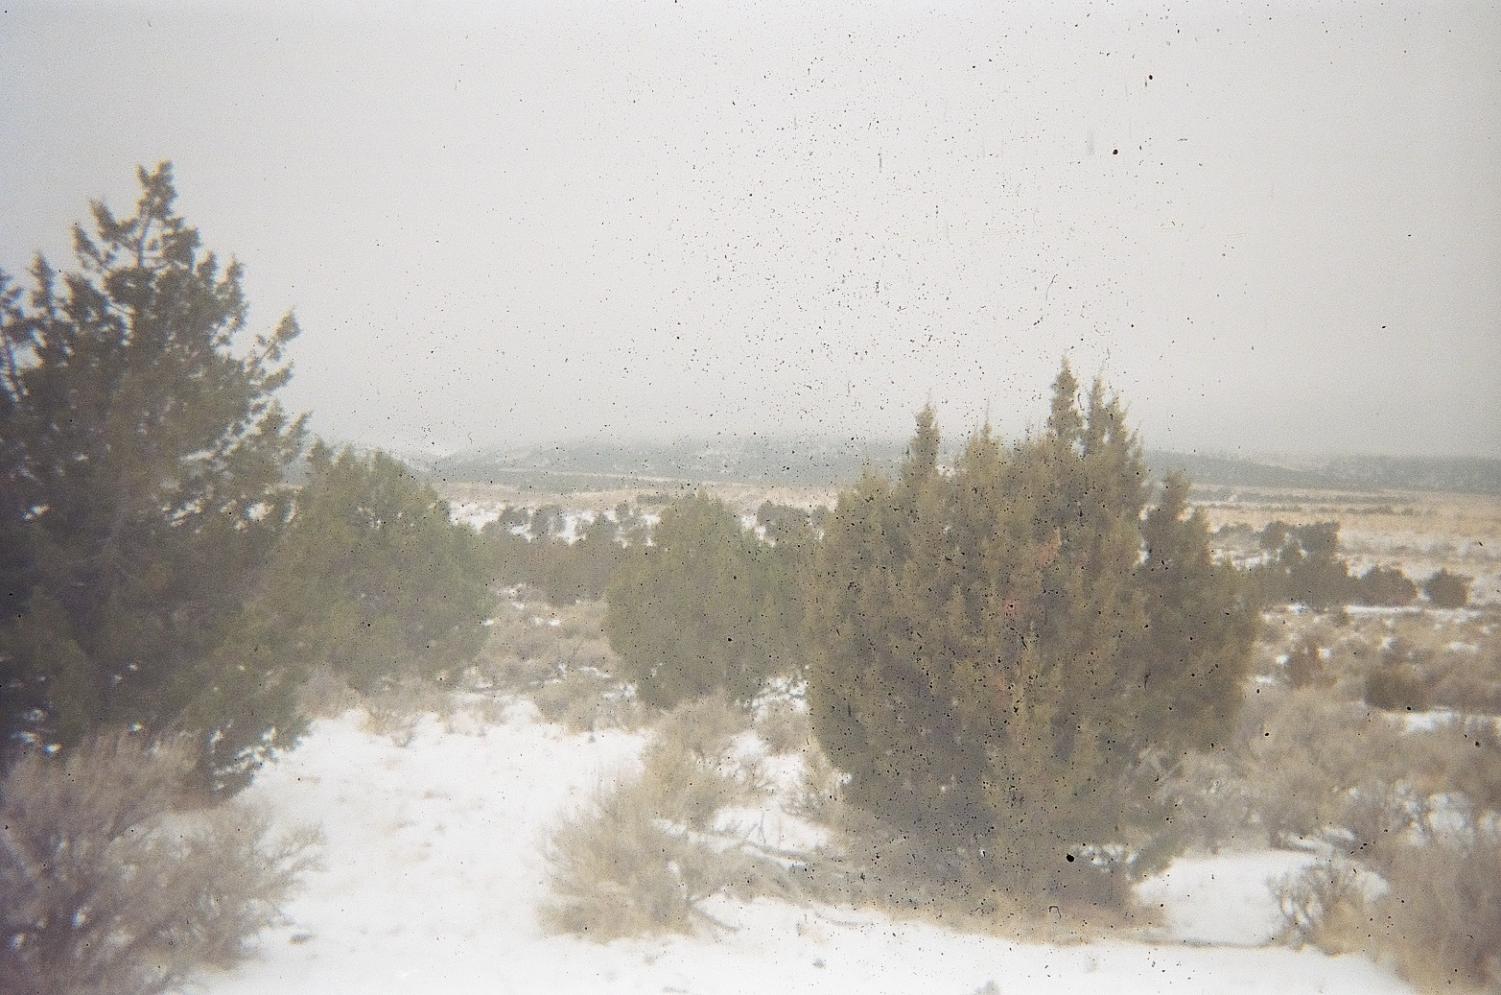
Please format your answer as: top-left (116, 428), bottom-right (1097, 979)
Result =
top-left (199, 703), bottom-right (1414, 995)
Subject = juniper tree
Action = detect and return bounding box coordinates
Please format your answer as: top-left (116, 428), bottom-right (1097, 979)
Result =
top-left (0, 164), bottom-right (306, 780)
top-left (605, 493), bottom-right (795, 708)
top-left (221, 445), bottom-right (494, 700)
top-left (806, 363), bottom-right (1257, 900)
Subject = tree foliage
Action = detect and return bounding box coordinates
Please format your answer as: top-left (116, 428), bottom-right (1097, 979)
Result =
top-left (1, 165), bottom-right (496, 791)
top-left (1422, 568), bottom-right (1471, 609)
top-left (227, 445), bottom-right (494, 697)
top-left (0, 164), bottom-right (305, 780)
top-left (805, 365), bottom-right (1257, 898)
top-left (605, 493), bottom-right (803, 708)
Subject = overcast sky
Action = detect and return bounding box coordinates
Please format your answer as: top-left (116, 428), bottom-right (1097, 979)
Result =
top-left (2, 0), bottom-right (1498, 457)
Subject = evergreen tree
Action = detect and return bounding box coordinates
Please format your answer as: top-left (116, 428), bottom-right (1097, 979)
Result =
top-left (1423, 569), bottom-right (1472, 609)
top-left (806, 365), bottom-right (1256, 899)
top-left (0, 164), bottom-right (305, 779)
top-left (605, 493), bottom-right (794, 707)
top-left (1355, 564), bottom-right (1418, 607)
top-left (224, 446), bottom-right (494, 701)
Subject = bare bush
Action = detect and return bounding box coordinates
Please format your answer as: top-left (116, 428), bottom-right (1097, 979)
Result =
top-left (1273, 857), bottom-right (1381, 953)
top-left (530, 669), bottom-right (644, 734)
top-left (755, 698), bottom-right (812, 755)
top-left (0, 734), bottom-right (319, 995)
top-left (1429, 648), bottom-right (1501, 715)
top-left (1152, 751), bottom-right (1259, 852)
top-left (1363, 664), bottom-right (1431, 712)
top-left (1284, 638), bottom-right (1331, 690)
top-left (1248, 690), bottom-right (1409, 845)
top-left (637, 693), bottom-right (757, 831)
top-left (1378, 833), bottom-right (1501, 990)
top-left (1275, 837), bottom-right (1501, 991)
top-left (539, 780), bottom-right (755, 940)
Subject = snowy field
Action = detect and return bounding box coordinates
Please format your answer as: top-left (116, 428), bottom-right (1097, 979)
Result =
top-left (198, 703), bottom-right (1414, 995)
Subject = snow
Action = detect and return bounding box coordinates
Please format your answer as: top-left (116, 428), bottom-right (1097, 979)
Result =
top-left (198, 704), bottom-right (1415, 995)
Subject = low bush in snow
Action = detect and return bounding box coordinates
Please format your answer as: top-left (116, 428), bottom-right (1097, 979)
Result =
top-left (530, 668), bottom-right (644, 735)
top-left (539, 779), bottom-right (756, 940)
top-left (0, 733), bottom-right (319, 995)
top-left (754, 698), bottom-right (812, 755)
top-left (1276, 835), bottom-right (1501, 991)
top-left (541, 692), bottom-right (798, 940)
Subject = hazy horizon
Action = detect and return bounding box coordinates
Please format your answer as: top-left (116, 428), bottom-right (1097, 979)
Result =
top-left (3, 0), bottom-right (1498, 458)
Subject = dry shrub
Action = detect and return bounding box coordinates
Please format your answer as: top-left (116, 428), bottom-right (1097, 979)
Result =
top-left (1363, 665), bottom-right (1431, 712)
top-left (1273, 857), bottom-right (1383, 953)
top-left (1429, 649), bottom-right (1501, 715)
top-left (1276, 838), bottom-right (1501, 991)
top-left (356, 679), bottom-right (464, 745)
top-left (1284, 638), bottom-right (1331, 689)
top-left (1248, 690), bottom-right (1409, 845)
top-left (1378, 833), bottom-right (1501, 989)
top-left (755, 698), bottom-right (812, 755)
top-left (1152, 751), bottom-right (1259, 852)
top-left (473, 648), bottom-right (555, 694)
top-left (650, 691), bottom-right (749, 761)
top-left (637, 693), bottom-right (757, 830)
top-left (541, 693), bottom-right (797, 940)
top-left (530, 668), bottom-right (643, 734)
top-left (0, 734), bottom-right (318, 995)
top-left (539, 780), bottom-right (756, 940)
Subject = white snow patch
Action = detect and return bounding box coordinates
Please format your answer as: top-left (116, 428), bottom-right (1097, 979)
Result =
top-left (198, 707), bottom-right (1416, 995)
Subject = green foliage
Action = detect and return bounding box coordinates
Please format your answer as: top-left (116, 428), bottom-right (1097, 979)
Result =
top-left (0, 164), bottom-right (306, 781)
top-left (605, 493), bottom-right (802, 708)
top-left (1422, 568), bottom-right (1472, 609)
top-left (231, 445), bottom-right (494, 695)
top-left (485, 513), bottom-right (627, 605)
top-left (1253, 530), bottom-right (1419, 610)
top-left (805, 366), bottom-right (1256, 899)
top-left (1363, 664), bottom-right (1431, 712)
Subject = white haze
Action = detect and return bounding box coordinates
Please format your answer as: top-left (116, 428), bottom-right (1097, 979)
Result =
top-left (1, 0), bottom-right (1498, 457)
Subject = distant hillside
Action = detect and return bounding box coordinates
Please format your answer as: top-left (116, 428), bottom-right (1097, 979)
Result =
top-left (1147, 451), bottom-right (1501, 496)
top-left (427, 437), bottom-right (907, 489)
top-left (423, 437), bottom-right (1501, 496)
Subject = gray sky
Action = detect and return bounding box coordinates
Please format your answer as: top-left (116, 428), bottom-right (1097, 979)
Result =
top-left (3, 0), bottom-right (1498, 457)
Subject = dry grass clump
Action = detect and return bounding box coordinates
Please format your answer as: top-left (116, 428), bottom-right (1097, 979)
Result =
top-left (0, 733), bottom-right (319, 995)
top-left (637, 693), bottom-right (758, 830)
top-left (541, 696), bottom-right (799, 941)
top-left (1275, 835), bottom-right (1501, 991)
top-left (538, 779), bottom-right (759, 940)
top-left (530, 667), bottom-right (644, 734)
